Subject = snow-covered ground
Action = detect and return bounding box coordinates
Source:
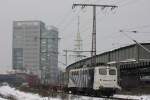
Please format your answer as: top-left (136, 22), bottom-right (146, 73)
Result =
top-left (114, 94), bottom-right (150, 100)
top-left (0, 85), bottom-right (150, 100)
top-left (0, 85), bottom-right (43, 100)
top-left (0, 97), bottom-right (7, 100)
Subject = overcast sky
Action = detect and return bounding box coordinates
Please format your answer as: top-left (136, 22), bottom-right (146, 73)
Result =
top-left (0, 0), bottom-right (150, 73)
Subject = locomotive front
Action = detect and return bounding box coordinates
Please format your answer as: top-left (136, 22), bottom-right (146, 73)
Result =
top-left (93, 66), bottom-right (121, 96)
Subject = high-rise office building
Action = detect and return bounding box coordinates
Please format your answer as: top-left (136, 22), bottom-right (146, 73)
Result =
top-left (40, 26), bottom-right (59, 85)
top-left (13, 21), bottom-right (58, 84)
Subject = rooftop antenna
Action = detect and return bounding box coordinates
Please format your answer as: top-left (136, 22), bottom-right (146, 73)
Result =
top-left (74, 16), bottom-right (83, 61)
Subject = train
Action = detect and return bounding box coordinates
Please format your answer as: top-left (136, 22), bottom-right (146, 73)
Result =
top-left (65, 64), bottom-right (121, 97)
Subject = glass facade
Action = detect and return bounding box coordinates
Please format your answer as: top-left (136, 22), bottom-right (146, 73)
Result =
top-left (13, 21), bottom-right (59, 85)
top-left (40, 28), bottom-right (58, 85)
top-left (13, 48), bottom-right (23, 69)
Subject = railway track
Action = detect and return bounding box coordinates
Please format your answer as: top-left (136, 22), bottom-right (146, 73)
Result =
top-left (108, 96), bottom-right (139, 100)
top-left (67, 93), bottom-right (139, 100)
top-left (88, 95), bottom-right (139, 100)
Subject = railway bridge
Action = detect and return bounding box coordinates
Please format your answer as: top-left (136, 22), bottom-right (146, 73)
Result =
top-left (67, 43), bottom-right (150, 88)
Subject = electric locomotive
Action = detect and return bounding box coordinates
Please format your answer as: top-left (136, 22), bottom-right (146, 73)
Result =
top-left (67, 65), bottom-right (121, 96)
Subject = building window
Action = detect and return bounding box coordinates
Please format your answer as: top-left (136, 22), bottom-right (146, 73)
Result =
top-left (13, 48), bottom-right (23, 69)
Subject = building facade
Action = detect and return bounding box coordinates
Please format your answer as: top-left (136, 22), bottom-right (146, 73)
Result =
top-left (13, 21), bottom-right (58, 84)
top-left (40, 26), bottom-right (59, 85)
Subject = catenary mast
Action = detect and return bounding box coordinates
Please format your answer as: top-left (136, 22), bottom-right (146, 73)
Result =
top-left (72, 4), bottom-right (117, 65)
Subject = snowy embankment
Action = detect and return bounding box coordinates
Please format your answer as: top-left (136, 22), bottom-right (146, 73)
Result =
top-left (0, 85), bottom-right (150, 100)
top-left (0, 85), bottom-right (60, 100)
top-left (0, 85), bottom-right (41, 100)
top-left (114, 94), bottom-right (150, 100)
top-left (0, 97), bottom-right (7, 100)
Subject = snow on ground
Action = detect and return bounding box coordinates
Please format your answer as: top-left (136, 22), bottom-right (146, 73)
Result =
top-left (0, 85), bottom-right (42, 100)
top-left (0, 97), bottom-right (7, 100)
top-left (114, 94), bottom-right (150, 100)
top-left (0, 85), bottom-right (103, 100)
top-left (63, 94), bottom-right (104, 100)
top-left (0, 85), bottom-right (55, 100)
top-left (0, 85), bottom-right (150, 100)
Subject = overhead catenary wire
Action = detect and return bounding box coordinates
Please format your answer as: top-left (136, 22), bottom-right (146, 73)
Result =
top-left (118, 0), bottom-right (140, 7)
top-left (80, 9), bottom-right (116, 36)
top-left (59, 0), bottom-right (120, 66)
top-left (80, 7), bottom-right (107, 28)
top-left (55, 0), bottom-right (80, 27)
top-left (77, 1), bottom-right (119, 48)
top-left (77, 1), bottom-right (117, 34)
top-left (58, 0), bottom-right (91, 30)
top-left (80, 15), bottom-right (106, 34)
top-left (59, 5), bottom-right (90, 33)
top-left (75, 0), bottom-right (150, 56)
top-left (76, 8), bottom-right (105, 34)
top-left (114, 0), bottom-right (126, 5)
top-left (83, 0), bottom-right (90, 3)
top-left (94, 0), bottom-right (142, 8)
top-left (72, 3), bottom-right (118, 50)
top-left (93, 0), bottom-right (127, 7)
top-left (78, 14), bottom-right (114, 41)
top-left (121, 25), bottom-right (150, 32)
top-left (60, 0), bottom-right (118, 36)
top-left (58, 0), bottom-right (120, 36)
top-left (60, 11), bottom-right (80, 32)
top-left (119, 30), bottom-right (150, 34)
top-left (55, 9), bottom-right (73, 27)
top-left (119, 30), bottom-right (150, 54)
top-left (60, 0), bottom-right (144, 56)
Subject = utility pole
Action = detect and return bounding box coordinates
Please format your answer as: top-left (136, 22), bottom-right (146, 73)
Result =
top-left (72, 4), bottom-right (117, 66)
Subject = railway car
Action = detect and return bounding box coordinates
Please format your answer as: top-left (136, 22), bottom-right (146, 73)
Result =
top-left (67, 65), bottom-right (121, 96)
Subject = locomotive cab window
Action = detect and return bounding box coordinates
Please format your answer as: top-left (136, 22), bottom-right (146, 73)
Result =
top-left (109, 69), bottom-right (116, 75)
top-left (99, 69), bottom-right (107, 75)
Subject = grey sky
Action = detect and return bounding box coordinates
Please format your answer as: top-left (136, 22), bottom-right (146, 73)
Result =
top-left (0, 0), bottom-right (150, 72)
